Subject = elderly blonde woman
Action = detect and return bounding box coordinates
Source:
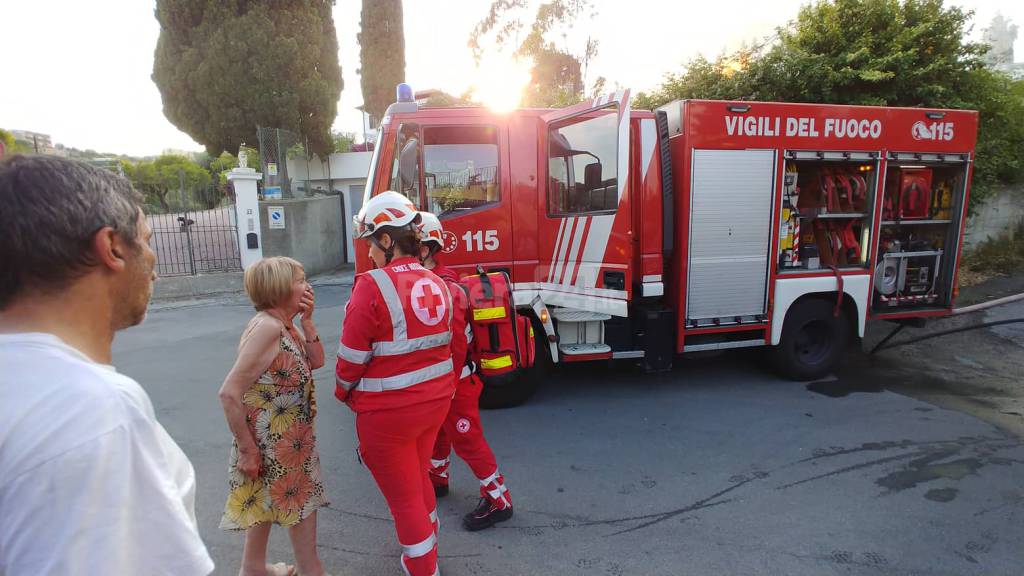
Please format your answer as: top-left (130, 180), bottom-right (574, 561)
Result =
top-left (219, 257), bottom-right (330, 576)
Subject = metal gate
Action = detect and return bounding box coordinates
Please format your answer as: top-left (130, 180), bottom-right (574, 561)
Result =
top-left (149, 183), bottom-right (243, 277)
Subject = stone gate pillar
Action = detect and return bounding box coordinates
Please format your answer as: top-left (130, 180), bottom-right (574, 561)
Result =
top-left (228, 166), bottom-right (263, 269)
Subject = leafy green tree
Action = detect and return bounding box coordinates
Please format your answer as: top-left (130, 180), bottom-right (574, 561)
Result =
top-left (522, 47), bottom-right (584, 107)
top-left (102, 159), bottom-right (134, 179)
top-left (755, 0), bottom-right (986, 106)
top-left (131, 155), bottom-right (212, 213)
top-left (205, 151), bottom-right (240, 206)
top-left (634, 0), bottom-right (1024, 203)
top-left (422, 91), bottom-right (477, 108)
top-left (967, 71), bottom-right (1024, 192)
top-left (332, 131), bottom-right (357, 153)
top-left (0, 129), bottom-right (33, 156)
top-left (152, 0), bottom-right (343, 157)
top-left (469, 0), bottom-right (597, 107)
top-left (0, 129), bottom-right (14, 157)
top-left (208, 151), bottom-right (238, 176)
top-left (208, 146), bottom-right (257, 202)
top-left (358, 0), bottom-right (405, 123)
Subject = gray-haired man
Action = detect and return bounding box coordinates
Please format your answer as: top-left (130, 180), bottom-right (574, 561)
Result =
top-left (0, 155), bottom-right (214, 575)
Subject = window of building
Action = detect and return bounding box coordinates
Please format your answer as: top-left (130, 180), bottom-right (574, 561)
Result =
top-left (547, 106), bottom-right (619, 216)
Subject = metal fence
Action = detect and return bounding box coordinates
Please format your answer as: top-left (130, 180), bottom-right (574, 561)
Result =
top-left (257, 126), bottom-right (312, 199)
top-left (149, 184), bottom-right (242, 277)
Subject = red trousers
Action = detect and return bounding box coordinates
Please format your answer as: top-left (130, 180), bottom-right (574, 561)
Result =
top-left (357, 397), bottom-right (449, 576)
top-left (431, 375), bottom-right (510, 507)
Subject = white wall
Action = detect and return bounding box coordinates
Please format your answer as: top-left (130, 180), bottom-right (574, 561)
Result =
top-left (964, 187), bottom-right (1024, 250)
top-left (282, 151), bottom-right (373, 263)
top-left (286, 151), bottom-right (372, 192)
top-left (337, 178), bottom-right (366, 263)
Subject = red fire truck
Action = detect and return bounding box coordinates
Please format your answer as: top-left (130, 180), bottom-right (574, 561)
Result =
top-left (355, 87), bottom-right (978, 406)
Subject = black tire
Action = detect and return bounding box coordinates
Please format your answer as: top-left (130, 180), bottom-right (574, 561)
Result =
top-left (479, 317), bottom-right (549, 409)
top-left (772, 298), bottom-right (848, 381)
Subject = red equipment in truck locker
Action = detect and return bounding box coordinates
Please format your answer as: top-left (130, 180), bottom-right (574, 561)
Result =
top-left (351, 85), bottom-right (978, 406)
top-left (896, 168), bottom-right (933, 220)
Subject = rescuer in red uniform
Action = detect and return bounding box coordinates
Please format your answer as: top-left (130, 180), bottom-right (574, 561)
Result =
top-left (418, 212), bottom-right (514, 531)
top-left (336, 192), bottom-right (456, 576)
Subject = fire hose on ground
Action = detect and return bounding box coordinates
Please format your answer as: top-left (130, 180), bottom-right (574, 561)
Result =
top-left (870, 292), bottom-right (1024, 355)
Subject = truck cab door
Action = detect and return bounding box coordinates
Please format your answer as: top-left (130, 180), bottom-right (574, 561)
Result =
top-left (363, 119), bottom-right (513, 276)
top-left (535, 91), bottom-right (632, 316)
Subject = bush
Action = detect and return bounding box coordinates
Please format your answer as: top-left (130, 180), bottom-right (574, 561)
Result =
top-left (963, 223), bottom-right (1024, 276)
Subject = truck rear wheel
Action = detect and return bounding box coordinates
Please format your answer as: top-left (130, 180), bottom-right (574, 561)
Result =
top-left (479, 317), bottom-right (549, 409)
top-left (772, 298), bottom-right (848, 381)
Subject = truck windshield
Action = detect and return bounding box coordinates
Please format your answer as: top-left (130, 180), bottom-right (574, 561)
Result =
top-left (385, 123), bottom-right (501, 215)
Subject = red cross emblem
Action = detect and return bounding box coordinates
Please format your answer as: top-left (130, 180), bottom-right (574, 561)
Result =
top-left (442, 231), bottom-right (459, 254)
top-left (411, 278), bottom-right (447, 326)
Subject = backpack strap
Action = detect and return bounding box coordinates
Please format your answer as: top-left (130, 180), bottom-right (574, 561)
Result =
top-left (475, 265), bottom-right (494, 301)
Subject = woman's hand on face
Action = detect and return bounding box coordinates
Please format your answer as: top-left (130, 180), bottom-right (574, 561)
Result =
top-left (299, 287), bottom-right (315, 322)
top-left (238, 446), bottom-right (261, 478)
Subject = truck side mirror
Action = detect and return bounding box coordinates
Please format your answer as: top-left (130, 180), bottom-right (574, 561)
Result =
top-left (584, 161), bottom-right (602, 192)
top-left (399, 138), bottom-right (419, 192)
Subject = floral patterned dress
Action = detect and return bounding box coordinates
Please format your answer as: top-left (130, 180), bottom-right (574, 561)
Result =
top-left (221, 314), bottom-right (328, 530)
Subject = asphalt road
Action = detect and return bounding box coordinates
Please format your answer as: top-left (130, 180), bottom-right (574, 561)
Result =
top-left (115, 285), bottom-right (1024, 576)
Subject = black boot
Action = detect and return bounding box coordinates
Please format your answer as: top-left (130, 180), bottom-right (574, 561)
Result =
top-left (462, 497), bottom-right (513, 531)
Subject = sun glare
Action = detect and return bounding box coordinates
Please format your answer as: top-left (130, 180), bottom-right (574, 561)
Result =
top-left (467, 53), bottom-right (533, 113)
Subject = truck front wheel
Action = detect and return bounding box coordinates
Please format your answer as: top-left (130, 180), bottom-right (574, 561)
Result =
top-left (772, 298), bottom-right (848, 381)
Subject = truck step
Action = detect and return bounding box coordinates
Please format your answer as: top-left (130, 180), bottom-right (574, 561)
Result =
top-left (559, 343), bottom-right (612, 356)
top-left (683, 339), bottom-right (764, 352)
top-left (552, 310), bottom-right (612, 323)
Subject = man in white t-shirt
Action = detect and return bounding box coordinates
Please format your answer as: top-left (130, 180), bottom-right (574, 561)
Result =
top-left (0, 156), bottom-right (215, 575)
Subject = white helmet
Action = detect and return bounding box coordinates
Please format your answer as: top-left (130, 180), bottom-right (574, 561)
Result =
top-left (353, 191), bottom-right (421, 239)
top-left (418, 211), bottom-right (444, 247)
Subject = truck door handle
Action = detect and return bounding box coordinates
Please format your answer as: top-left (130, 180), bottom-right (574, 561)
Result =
top-left (603, 271), bottom-right (625, 291)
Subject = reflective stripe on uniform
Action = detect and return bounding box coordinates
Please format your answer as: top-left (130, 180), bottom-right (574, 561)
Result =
top-left (465, 323), bottom-right (473, 343)
top-left (480, 470), bottom-right (502, 486)
top-left (336, 375), bottom-right (357, 391)
top-left (401, 532), bottom-right (437, 558)
top-left (460, 364), bottom-right (473, 379)
top-left (357, 358), bottom-right (453, 393)
top-left (430, 458), bottom-right (449, 468)
top-left (337, 342), bottom-right (372, 364)
top-left (440, 281), bottom-right (454, 325)
top-left (481, 470), bottom-right (510, 508)
top-left (367, 268), bottom-right (407, 340)
top-left (373, 332), bottom-right (451, 356)
top-left (431, 507), bottom-right (440, 534)
top-left (473, 306), bottom-right (506, 321)
top-left (480, 355), bottom-right (513, 370)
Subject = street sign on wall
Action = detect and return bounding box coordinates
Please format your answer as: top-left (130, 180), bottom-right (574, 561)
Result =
top-left (268, 206), bottom-right (285, 229)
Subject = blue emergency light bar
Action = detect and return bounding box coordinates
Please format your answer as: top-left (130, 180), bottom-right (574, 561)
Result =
top-left (396, 83), bottom-right (414, 103)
